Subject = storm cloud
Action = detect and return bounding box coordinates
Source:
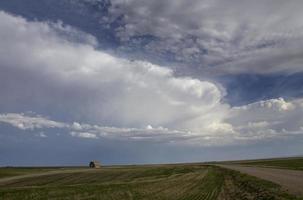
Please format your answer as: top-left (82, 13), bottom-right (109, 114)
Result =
top-left (0, 11), bottom-right (303, 147)
top-left (1, 1), bottom-right (303, 165)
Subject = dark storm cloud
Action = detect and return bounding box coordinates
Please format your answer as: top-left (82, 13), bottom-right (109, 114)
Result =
top-left (108, 0), bottom-right (303, 75)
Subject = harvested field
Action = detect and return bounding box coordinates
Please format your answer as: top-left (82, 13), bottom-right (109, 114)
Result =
top-left (0, 165), bottom-right (222, 200)
top-left (0, 164), bottom-right (302, 200)
top-left (0, 167), bottom-right (65, 179)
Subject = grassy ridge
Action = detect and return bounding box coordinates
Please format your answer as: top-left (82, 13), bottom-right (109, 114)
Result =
top-left (0, 164), bottom-right (302, 200)
top-left (232, 157), bottom-right (303, 170)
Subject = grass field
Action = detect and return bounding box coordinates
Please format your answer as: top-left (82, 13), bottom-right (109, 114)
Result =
top-left (0, 164), bottom-right (302, 200)
top-left (228, 157), bottom-right (303, 170)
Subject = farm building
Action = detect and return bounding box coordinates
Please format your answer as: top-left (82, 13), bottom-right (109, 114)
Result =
top-left (89, 160), bottom-right (101, 168)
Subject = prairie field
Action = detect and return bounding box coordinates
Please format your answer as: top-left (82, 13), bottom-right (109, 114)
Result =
top-left (0, 163), bottom-right (302, 200)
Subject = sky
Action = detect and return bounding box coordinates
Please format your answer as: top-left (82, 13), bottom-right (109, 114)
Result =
top-left (0, 0), bottom-right (303, 166)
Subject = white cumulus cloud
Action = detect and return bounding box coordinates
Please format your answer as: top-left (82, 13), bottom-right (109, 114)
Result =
top-left (0, 113), bottom-right (66, 130)
top-left (0, 11), bottom-right (303, 146)
top-left (0, 11), bottom-right (227, 133)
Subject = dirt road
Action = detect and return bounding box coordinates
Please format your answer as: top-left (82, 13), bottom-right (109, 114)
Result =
top-left (219, 165), bottom-right (303, 195)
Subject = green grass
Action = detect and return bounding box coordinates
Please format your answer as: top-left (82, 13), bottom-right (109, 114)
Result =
top-left (0, 164), bottom-right (301, 200)
top-left (232, 157), bottom-right (303, 170)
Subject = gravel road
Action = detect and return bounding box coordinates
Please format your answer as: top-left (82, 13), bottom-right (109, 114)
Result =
top-left (219, 165), bottom-right (303, 196)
